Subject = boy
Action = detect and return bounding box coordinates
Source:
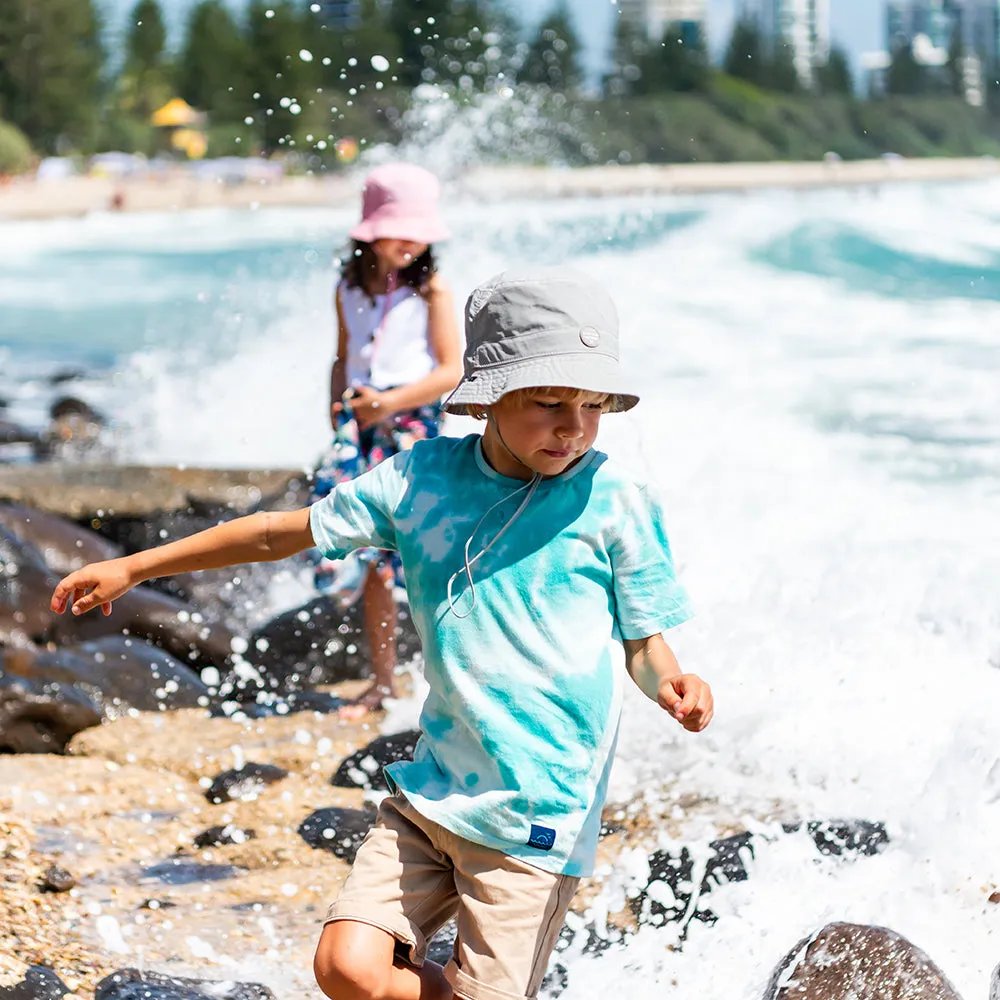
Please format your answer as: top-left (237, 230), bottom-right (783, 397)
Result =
top-left (51, 268), bottom-right (713, 1000)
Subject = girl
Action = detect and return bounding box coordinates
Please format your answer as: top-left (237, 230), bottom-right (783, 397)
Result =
top-left (313, 162), bottom-right (461, 718)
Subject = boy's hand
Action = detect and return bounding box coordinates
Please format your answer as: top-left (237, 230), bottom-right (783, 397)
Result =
top-left (658, 674), bottom-right (713, 732)
top-left (50, 559), bottom-right (136, 617)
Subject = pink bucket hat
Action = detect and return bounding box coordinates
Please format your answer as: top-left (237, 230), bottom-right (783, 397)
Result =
top-left (349, 163), bottom-right (451, 245)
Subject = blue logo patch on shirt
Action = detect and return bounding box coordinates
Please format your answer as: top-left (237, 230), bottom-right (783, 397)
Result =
top-left (528, 824), bottom-right (556, 851)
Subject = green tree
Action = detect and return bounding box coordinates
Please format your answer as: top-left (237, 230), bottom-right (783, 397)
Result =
top-left (603, 13), bottom-right (648, 97)
top-left (388, 0), bottom-right (510, 91)
top-left (723, 20), bottom-right (766, 88)
top-left (176, 0), bottom-right (251, 125)
top-left (0, 117), bottom-right (33, 173)
top-left (118, 0), bottom-right (171, 124)
top-left (126, 0), bottom-right (166, 72)
top-left (766, 38), bottom-right (799, 93)
top-left (815, 46), bottom-right (853, 95)
top-left (245, 0), bottom-right (318, 149)
top-left (947, 28), bottom-right (966, 98)
top-left (521, 3), bottom-right (583, 92)
top-left (887, 41), bottom-right (930, 95)
top-left (0, 0), bottom-right (103, 153)
top-left (644, 20), bottom-right (710, 93)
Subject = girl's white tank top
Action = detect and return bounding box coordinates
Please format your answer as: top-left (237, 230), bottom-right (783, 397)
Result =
top-left (339, 280), bottom-right (435, 391)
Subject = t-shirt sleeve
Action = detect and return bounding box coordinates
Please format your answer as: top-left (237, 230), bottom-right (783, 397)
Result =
top-left (309, 451), bottom-right (408, 558)
top-left (609, 483), bottom-right (693, 640)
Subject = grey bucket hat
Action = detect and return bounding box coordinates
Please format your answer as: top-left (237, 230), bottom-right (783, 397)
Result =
top-left (443, 267), bottom-right (639, 415)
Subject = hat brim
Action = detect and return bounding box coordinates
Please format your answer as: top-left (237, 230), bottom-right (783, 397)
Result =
top-left (443, 354), bottom-right (639, 415)
top-left (350, 215), bottom-right (451, 245)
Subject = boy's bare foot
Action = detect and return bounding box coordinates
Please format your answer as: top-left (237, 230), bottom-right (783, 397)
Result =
top-left (337, 683), bottom-right (393, 720)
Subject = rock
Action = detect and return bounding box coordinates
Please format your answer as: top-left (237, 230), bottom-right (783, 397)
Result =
top-left (204, 763), bottom-right (289, 804)
top-left (762, 922), bottom-right (963, 1000)
top-left (990, 963), bottom-right (999, 1000)
top-left (38, 864), bottom-right (76, 893)
top-left (989, 890), bottom-right (1000, 904)
top-left (330, 729), bottom-right (421, 791)
top-left (0, 524), bottom-right (243, 671)
top-left (0, 965), bottom-right (71, 1000)
top-left (246, 595), bottom-right (421, 694)
top-left (6, 637), bottom-right (212, 715)
top-left (35, 396), bottom-right (109, 462)
top-left (0, 419), bottom-right (39, 449)
top-left (298, 806), bottom-right (376, 864)
top-left (636, 821), bottom-right (890, 934)
top-left (637, 831), bottom-right (754, 929)
top-left (95, 968), bottom-right (274, 1000)
top-left (85, 504), bottom-right (279, 629)
top-left (192, 824), bottom-right (256, 849)
top-left (0, 670), bottom-right (102, 753)
top-left (783, 819), bottom-right (890, 857)
top-left (209, 689), bottom-right (345, 719)
top-left (0, 502), bottom-right (122, 574)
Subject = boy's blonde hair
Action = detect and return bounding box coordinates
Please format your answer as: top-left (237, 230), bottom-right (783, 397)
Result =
top-left (466, 386), bottom-right (612, 421)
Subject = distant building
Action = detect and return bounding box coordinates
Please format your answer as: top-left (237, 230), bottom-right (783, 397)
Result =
top-left (743, 0), bottom-right (831, 86)
top-left (315, 0), bottom-right (361, 29)
top-left (618, 0), bottom-right (708, 44)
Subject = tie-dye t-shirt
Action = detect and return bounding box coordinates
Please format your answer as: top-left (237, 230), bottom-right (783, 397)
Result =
top-left (309, 433), bottom-right (691, 877)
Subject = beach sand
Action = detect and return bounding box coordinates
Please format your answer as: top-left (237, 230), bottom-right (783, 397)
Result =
top-left (1, 157), bottom-right (998, 221)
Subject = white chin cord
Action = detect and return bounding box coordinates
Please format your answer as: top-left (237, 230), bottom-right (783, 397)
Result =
top-left (446, 416), bottom-right (543, 619)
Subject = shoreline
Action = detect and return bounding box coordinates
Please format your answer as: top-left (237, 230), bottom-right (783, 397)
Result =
top-left (0, 156), bottom-right (998, 221)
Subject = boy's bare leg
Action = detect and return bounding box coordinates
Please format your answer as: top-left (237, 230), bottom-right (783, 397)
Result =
top-left (314, 920), bottom-right (451, 1000)
top-left (340, 562), bottom-right (397, 718)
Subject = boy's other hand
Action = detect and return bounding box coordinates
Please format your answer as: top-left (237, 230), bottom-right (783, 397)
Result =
top-left (658, 674), bottom-right (713, 732)
top-left (51, 559), bottom-right (135, 617)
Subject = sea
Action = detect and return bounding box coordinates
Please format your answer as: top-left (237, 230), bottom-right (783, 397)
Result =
top-left (1, 177), bottom-right (998, 998)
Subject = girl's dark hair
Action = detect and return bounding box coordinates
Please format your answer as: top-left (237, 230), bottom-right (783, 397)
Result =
top-left (341, 240), bottom-right (437, 300)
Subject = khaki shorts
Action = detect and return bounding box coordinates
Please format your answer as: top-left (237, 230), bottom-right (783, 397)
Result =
top-left (325, 792), bottom-right (579, 1000)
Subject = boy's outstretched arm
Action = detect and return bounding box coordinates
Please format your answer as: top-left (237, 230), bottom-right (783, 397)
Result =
top-left (623, 634), bottom-right (714, 733)
top-left (51, 508), bottom-right (314, 618)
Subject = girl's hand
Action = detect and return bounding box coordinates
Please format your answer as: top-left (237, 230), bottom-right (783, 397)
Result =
top-left (50, 559), bottom-right (137, 617)
top-left (351, 386), bottom-right (392, 429)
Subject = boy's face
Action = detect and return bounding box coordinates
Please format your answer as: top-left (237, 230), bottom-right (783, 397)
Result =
top-left (484, 389), bottom-right (605, 480)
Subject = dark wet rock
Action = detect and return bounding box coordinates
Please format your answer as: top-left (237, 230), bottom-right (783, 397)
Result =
top-left (38, 864), bottom-right (76, 892)
top-left (84, 503), bottom-right (284, 630)
top-left (209, 689), bottom-right (346, 719)
top-left (298, 806), bottom-right (376, 863)
top-left (35, 397), bottom-right (109, 462)
top-left (636, 831), bottom-right (755, 930)
top-left (95, 968), bottom-right (274, 1000)
top-left (0, 964), bottom-right (71, 1000)
top-left (138, 898), bottom-right (177, 910)
top-left (245, 594), bottom-right (420, 694)
top-left (331, 729), bottom-right (421, 791)
top-left (991, 963), bottom-right (999, 1000)
top-left (205, 763), bottom-right (289, 804)
top-left (0, 524), bottom-right (243, 671)
top-left (193, 824), bottom-right (256, 848)
top-left (635, 822), bottom-right (890, 934)
top-left (783, 819), bottom-right (890, 857)
top-left (6, 637), bottom-right (212, 716)
top-left (0, 418), bottom-right (39, 448)
top-left (762, 922), bottom-right (962, 1000)
top-left (136, 860), bottom-right (246, 885)
top-left (0, 501), bottom-right (122, 575)
top-left (425, 921), bottom-right (458, 966)
top-left (0, 669), bottom-right (102, 753)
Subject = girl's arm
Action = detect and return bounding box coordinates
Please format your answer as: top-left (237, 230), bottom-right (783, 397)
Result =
top-left (51, 508), bottom-right (314, 617)
top-left (330, 286), bottom-right (350, 429)
top-left (375, 274), bottom-right (462, 413)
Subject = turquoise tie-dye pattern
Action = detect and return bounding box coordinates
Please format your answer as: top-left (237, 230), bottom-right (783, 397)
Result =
top-left (309, 434), bottom-right (691, 877)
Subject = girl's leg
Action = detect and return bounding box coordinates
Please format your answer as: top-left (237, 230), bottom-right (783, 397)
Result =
top-left (341, 561), bottom-right (397, 718)
top-left (314, 920), bottom-right (451, 1000)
